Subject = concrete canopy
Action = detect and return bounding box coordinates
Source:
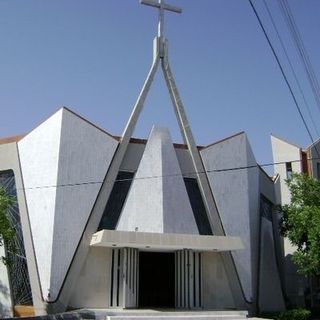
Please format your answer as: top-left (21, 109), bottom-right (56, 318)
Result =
top-left (90, 229), bottom-right (244, 252)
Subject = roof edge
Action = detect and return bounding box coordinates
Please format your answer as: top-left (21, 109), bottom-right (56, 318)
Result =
top-left (0, 134), bottom-right (26, 145)
top-left (271, 133), bottom-right (302, 150)
top-left (201, 131), bottom-right (246, 150)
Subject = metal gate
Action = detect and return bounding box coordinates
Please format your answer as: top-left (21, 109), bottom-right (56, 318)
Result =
top-left (110, 248), bottom-right (139, 308)
top-left (175, 249), bottom-right (202, 309)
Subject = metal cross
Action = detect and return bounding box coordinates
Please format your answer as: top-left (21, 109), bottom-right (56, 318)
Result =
top-left (140, 0), bottom-right (182, 41)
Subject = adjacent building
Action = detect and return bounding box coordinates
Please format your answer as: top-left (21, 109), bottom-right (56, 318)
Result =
top-left (271, 135), bottom-right (320, 308)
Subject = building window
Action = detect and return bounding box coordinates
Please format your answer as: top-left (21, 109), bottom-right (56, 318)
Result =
top-left (0, 170), bottom-right (33, 306)
top-left (317, 163), bottom-right (320, 179)
top-left (286, 162), bottom-right (293, 180)
top-left (260, 194), bottom-right (273, 221)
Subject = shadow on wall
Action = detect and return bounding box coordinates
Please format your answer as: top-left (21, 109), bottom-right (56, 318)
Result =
top-left (284, 254), bottom-right (308, 308)
top-left (0, 279), bottom-right (11, 317)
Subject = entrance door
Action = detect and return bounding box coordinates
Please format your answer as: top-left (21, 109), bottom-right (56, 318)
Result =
top-left (139, 252), bottom-right (175, 308)
top-left (109, 249), bottom-right (202, 309)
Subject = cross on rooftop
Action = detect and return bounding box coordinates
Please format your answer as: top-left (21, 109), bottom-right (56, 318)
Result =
top-left (140, 0), bottom-right (182, 41)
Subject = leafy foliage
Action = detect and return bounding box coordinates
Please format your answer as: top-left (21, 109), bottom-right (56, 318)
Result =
top-left (281, 173), bottom-right (320, 276)
top-left (276, 308), bottom-right (311, 320)
top-left (260, 308), bottom-right (311, 320)
top-left (0, 186), bottom-right (16, 265)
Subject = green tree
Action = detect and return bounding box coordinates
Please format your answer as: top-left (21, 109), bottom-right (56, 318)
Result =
top-left (281, 173), bottom-right (320, 276)
top-left (0, 186), bottom-right (15, 265)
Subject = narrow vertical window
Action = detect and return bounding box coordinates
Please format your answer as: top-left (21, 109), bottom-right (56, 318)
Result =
top-left (286, 162), bottom-right (293, 180)
top-left (317, 163), bottom-right (320, 179)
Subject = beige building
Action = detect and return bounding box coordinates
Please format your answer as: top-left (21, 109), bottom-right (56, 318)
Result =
top-left (271, 134), bottom-right (320, 308)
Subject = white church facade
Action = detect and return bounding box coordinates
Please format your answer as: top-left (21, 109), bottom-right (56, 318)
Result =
top-left (0, 107), bottom-right (286, 316)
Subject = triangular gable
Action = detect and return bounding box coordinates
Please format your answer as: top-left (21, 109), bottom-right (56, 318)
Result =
top-left (117, 126), bottom-right (198, 234)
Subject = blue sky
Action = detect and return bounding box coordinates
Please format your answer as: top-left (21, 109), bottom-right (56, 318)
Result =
top-left (0, 0), bottom-right (319, 169)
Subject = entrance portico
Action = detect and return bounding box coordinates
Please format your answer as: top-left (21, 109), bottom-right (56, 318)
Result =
top-left (90, 230), bottom-right (243, 310)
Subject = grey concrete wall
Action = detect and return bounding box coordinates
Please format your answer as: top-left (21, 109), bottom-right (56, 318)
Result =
top-left (200, 132), bottom-right (260, 304)
top-left (119, 142), bottom-right (145, 172)
top-left (68, 248), bottom-right (112, 309)
top-left (259, 170), bottom-right (276, 204)
top-left (309, 141), bottom-right (320, 178)
top-left (259, 171), bottom-right (286, 298)
top-left (175, 148), bottom-right (195, 178)
top-left (258, 218), bottom-right (285, 312)
top-left (202, 252), bottom-right (235, 309)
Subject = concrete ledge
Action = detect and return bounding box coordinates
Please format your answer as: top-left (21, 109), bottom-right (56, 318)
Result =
top-left (90, 230), bottom-right (244, 252)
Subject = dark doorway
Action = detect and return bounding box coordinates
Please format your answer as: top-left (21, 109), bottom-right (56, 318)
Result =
top-left (139, 252), bottom-right (175, 308)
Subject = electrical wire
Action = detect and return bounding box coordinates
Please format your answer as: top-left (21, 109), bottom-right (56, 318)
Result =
top-left (17, 156), bottom-right (320, 190)
top-left (262, 0), bottom-right (320, 138)
top-left (248, 0), bottom-right (320, 158)
top-left (279, 0), bottom-right (320, 114)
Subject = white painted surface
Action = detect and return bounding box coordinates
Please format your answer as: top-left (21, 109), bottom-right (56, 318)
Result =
top-left (18, 108), bottom-right (118, 301)
top-left (202, 252), bottom-right (235, 309)
top-left (259, 218), bottom-right (285, 311)
top-left (91, 230), bottom-right (244, 251)
top-left (0, 246), bottom-right (12, 317)
top-left (271, 135), bottom-right (301, 205)
top-left (271, 135), bottom-right (306, 307)
top-left (18, 109), bottom-right (63, 300)
top-left (200, 133), bottom-right (260, 302)
top-left (50, 109), bottom-right (118, 301)
top-left (117, 126), bottom-right (198, 234)
top-left (68, 247), bottom-right (112, 308)
top-left (0, 142), bottom-right (46, 314)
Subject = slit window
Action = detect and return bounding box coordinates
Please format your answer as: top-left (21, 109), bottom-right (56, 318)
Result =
top-left (286, 162), bottom-right (293, 180)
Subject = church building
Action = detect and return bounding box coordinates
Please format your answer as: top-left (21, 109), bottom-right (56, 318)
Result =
top-left (0, 0), bottom-right (286, 317)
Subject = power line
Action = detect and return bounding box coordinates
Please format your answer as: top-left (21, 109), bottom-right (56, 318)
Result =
top-left (247, 0), bottom-right (320, 158)
top-left (262, 0), bottom-right (320, 138)
top-left (17, 156), bottom-right (320, 190)
top-left (279, 0), bottom-right (320, 114)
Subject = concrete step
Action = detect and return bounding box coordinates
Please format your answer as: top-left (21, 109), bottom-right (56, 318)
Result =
top-left (78, 309), bottom-right (248, 320)
top-left (106, 316), bottom-right (246, 320)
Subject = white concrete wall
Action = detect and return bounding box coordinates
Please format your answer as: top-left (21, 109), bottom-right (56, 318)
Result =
top-left (50, 109), bottom-right (118, 301)
top-left (68, 248), bottom-right (112, 309)
top-left (271, 135), bottom-right (301, 262)
top-left (117, 126), bottom-right (198, 235)
top-left (0, 245), bottom-right (12, 318)
top-left (271, 135), bottom-right (307, 307)
top-left (18, 108), bottom-right (118, 302)
top-left (0, 142), bottom-right (46, 314)
top-left (0, 144), bottom-right (17, 317)
top-left (200, 132), bottom-right (260, 303)
top-left (19, 110), bottom-right (63, 300)
top-left (202, 252), bottom-right (235, 309)
top-left (271, 135), bottom-right (301, 205)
